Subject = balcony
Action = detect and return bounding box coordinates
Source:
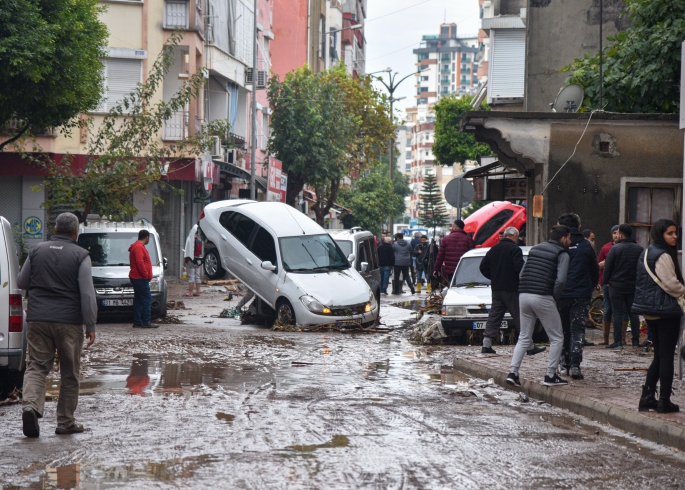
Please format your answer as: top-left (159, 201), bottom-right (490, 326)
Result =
top-left (163, 111), bottom-right (188, 141)
top-left (440, 68), bottom-right (451, 74)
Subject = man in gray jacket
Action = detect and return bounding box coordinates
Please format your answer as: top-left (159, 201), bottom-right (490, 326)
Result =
top-left (392, 233), bottom-right (415, 295)
top-left (17, 212), bottom-right (97, 438)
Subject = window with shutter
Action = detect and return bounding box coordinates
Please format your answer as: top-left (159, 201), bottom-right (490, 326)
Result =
top-left (99, 59), bottom-right (142, 113)
top-left (488, 29), bottom-right (525, 102)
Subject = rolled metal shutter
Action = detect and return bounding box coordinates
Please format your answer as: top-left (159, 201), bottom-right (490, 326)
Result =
top-left (105, 59), bottom-right (142, 112)
top-left (0, 176), bottom-right (22, 227)
top-left (488, 29), bottom-right (525, 100)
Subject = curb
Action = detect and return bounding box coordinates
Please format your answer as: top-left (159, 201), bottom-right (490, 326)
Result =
top-left (453, 356), bottom-right (685, 452)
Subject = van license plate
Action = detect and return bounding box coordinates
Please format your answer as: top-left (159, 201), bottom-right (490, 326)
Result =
top-left (473, 321), bottom-right (508, 330)
top-left (102, 299), bottom-right (133, 306)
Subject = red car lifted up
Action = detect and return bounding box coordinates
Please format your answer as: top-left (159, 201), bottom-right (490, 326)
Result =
top-left (463, 201), bottom-right (527, 248)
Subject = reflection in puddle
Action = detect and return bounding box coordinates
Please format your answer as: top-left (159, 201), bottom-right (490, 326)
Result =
top-left (391, 299), bottom-right (427, 311)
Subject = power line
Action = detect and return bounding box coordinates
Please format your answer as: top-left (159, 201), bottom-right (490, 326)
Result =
top-left (365, 0), bottom-right (434, 23)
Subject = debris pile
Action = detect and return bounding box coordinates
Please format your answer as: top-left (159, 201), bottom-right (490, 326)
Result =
top-left (166, 300), bottom-right (189, 310)
top-left (156, 314), bottom-right (184, 324)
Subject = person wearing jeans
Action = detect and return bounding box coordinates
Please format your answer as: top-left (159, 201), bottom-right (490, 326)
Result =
top-left (507, 225), bottom-right (571, 388)
top-left (377, 236), bottom-right (394, 295)
top-left (128, 229), bottom-right (158, 328)
top-left (603, 224), bottom-right (643, 348)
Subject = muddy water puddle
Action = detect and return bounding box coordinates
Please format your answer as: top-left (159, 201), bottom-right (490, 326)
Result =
top-left (6, 330), bottom-right (685, 489)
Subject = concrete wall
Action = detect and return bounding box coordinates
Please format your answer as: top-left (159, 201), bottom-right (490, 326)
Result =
top-left (271, 0), bottom-right (309, 79)
top-left (525, 0), bottom-right (629, 112)
top-left (543, 121), bottom-right (683, 248)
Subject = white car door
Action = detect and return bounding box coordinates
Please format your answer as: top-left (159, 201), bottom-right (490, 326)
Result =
top-left (216, 210), bottom-right (258, 287)
top-left (244, 226), bottom-right (280, 306)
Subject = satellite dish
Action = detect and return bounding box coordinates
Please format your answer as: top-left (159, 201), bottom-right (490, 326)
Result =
top-left (552, 84), bottom-right (584, 113)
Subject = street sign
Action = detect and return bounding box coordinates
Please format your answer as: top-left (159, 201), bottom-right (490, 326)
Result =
top-left (409, 218), bottom-right (418, 227)
top-left (267, 157), bottom-right (285, 202)
top-left (444, 177), bottom-right (475, 208)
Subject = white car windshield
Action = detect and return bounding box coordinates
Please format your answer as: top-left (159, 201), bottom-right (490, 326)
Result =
top-left (452, 254), bottom-right (528, 287)
top-left (78, 233), bottom-right (160, 267)
top-left (280, 234), bottom-right (350, 272)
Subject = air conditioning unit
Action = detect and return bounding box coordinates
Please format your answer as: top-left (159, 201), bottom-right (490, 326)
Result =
top-left (211, 136), bottom-right (223, 160)
top-left (225, 148), bottom-right (238, 164)
top-left (246, 68), bottom-right (268, 89)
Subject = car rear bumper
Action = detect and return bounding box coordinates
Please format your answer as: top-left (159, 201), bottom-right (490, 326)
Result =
top-left (441, 317), bottom-right (512, 337)
top-left (0, 348), bottom-right (24, 370)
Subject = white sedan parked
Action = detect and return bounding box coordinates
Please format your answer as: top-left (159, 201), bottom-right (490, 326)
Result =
top-left (197, 200), bottom-right (379, 327)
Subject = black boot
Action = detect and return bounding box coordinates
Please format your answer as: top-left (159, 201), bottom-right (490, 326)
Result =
top-left (657, 398), bottom-right (680, 414)
top-left (638, 385), bottom-right (658, 411)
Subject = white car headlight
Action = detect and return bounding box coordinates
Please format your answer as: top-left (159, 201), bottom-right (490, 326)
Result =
top-left (300, 295), bottom-right (331, 315)
top-left (442, 306), bottom-right (467, 317)
top-left (150, 278), bottom-right (160, 292)
top-left (367, 290), bottom-right (377, 311)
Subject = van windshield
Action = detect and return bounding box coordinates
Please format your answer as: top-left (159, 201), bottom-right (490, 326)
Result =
top-left (78, 233), bottom-right (160, 267)
top-left (280, 234), bottom-right (350, 272)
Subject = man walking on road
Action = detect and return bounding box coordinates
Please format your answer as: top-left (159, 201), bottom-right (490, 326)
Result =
top-left (603, 224), bottom-right (643, 348)
top-left (18, 212), bottom-right (97, 437)
top-left (413, 235), bottom-right (429, 293)
top-left (433, 220), bottom-right (474, 286)
top-left (506, 225), bottom-right (571, 388)
top-left (378, 236), bottom-right (394, 295)
top-left (556, 213), bottom-right (599, 380)
top-left (597, 225), bottom-right (621, 345)
top-left (129, 229), bottom-right (158, 328)
top-left (392, 233), bottom-right (415, 295)
top-left (480, 227), bottom-right (545, 356)
top-left (184, 224), bottom-right (202, 297)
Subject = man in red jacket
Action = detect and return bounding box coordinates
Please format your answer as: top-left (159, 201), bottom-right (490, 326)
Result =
top-left (129, 230), bottom-right (158, 328)
top-left (433, 220), bottom-right (475, 285)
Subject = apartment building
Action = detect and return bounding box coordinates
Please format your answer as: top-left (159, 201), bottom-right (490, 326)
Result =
top-left (341, 0), bottom-right (366, 77)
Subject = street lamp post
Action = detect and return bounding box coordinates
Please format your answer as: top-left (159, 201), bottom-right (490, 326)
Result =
top-left (376, 70), bottom-right (419, 232)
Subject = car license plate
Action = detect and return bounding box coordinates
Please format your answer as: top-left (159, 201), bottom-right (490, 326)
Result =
top-left (473, 321), bottom-right (508, 330)
top-left (102, 299), bottom-right (133, 306)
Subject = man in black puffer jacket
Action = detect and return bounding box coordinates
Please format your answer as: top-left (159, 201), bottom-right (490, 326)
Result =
top-left (603, 223), bottom-right (644, 348)
top-left (556, 213), bottom-right (599, 380)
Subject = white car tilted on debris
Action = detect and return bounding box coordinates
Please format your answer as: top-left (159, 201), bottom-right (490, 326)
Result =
top-left (197, 200), bottom-right (379, 327)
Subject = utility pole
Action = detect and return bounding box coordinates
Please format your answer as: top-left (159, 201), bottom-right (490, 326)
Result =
top-left (376, 70), bottom-right (416, 232)
top-left (599, 0), bottom-right (603, 109)
top-left (249, 0), bottom-right (258, 200)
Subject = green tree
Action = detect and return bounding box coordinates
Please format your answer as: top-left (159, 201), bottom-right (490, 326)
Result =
top-left (267, 64), bottom-right (394, 225)
top-left (338, 162), bottom-right (409, 234)
top-left (461, 200), bottom-right (487, 219)
top-left (419, 173), bottom-right (449, 234)
top-left (562, 0), bottom-right (685, 113)
top-left (433, 94), bottom-right (492, 168)
top-left (0, 0), bottom-right (108, 150)
top-left (22, 31), bottom-right (229, 219)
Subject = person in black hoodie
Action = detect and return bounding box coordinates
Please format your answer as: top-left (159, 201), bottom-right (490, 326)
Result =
top-left (556, 213), bottom-right (600, 379)
top-left (603, 223), bottom-right (644, 349)
top-left (377, 237), bottom-right (394, 295)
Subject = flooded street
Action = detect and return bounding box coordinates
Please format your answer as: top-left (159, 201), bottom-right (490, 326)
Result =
top-left (2, 300), bottom-right (685, 489)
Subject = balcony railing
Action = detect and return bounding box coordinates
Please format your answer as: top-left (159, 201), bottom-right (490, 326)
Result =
top-left (163, 111), bottom-right (188, 141)
top-left (164, 1), bottom-right (189, 29)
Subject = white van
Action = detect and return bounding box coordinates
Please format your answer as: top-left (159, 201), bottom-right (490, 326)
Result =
top-left (0, 216), bottom-right (27, 398)
top-left (78, 221), bottom-right (168, 320)
top-left (198, 200), bottom-right (379, 327)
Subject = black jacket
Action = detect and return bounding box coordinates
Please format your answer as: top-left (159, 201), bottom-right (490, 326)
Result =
top-left (560, 230), bottom-right (599, 299)
top-left (603, 238), bottom-right (643, 292)
top-left (479, 238), bottom-right (524, 291)
top-left (413, 242), bottom-right (430, 270)
top-left (377, 243), bottom-right (395, 267)
top-left (632, 245), bottom-right (683, 319)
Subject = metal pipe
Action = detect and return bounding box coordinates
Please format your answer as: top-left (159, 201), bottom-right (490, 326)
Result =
top-left (599, 0), bottom-right (603, 109)
top-left (249, 0), bottom-right (258, 200)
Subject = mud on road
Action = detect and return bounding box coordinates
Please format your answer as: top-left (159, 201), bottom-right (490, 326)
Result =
top-left (2, 295), bottom-right (685, 489)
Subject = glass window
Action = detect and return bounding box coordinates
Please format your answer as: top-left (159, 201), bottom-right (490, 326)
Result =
top-left (220, 211), bottom-right (259, 246)
top-left (357, 240), bottom-right (369, 271)
top-left (336, 240), bottom-right (353, 257)
top-left (279, 234), bottom-right (349, 272)
top-left (473, 210), bottom-right (514, 246)
top-left (452, 255), bottom-right (528, 287)
top-left (250, 227), bottom-right (277, 264)
top-left (78, 233), bottom-right (160, 267)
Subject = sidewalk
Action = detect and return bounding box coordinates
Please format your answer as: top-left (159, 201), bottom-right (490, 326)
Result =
top-left (451, 329), bottom-right (685, 451)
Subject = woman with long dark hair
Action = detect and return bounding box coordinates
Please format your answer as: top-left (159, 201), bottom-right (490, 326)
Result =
top-left (632, 219), bottom-right (683, 413)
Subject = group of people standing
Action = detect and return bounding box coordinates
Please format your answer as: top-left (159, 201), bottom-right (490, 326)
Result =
top-left (480, 212), bottom-right (682, 413)
top-left (376, 220), bottom-right (476, 296)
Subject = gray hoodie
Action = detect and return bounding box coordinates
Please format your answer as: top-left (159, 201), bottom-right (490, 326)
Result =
top-left (393, 239), bottom-right (412, 266)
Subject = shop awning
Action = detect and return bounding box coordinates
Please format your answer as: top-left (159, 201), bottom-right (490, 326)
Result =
top-left (215, 161), bottom-right (267, 192)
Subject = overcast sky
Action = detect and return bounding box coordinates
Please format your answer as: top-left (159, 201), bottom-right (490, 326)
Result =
top-left (365, 0), bottom-right (481, 117)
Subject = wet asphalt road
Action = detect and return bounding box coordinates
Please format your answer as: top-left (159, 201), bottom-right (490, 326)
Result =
top-left (2, 296), bottom-right (685, 489)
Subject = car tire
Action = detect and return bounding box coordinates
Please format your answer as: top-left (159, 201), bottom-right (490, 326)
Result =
top-left (276, 298), bottom-right (296, 326)
top-left (203, 248), bottom-right (224, 280)
top-left (159, 286), bottom-right (168, 318)
top-left (0, 369), bottom-right (24, 401)
top-left (375, 290), bottom-right (381, 317)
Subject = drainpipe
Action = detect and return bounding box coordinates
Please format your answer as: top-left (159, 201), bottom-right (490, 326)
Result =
top-left (249, 0), bottom-right (258, 200)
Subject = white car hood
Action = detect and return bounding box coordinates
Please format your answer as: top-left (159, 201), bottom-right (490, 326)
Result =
top-left (286, 269), bottom-right (369, 306)
top-left (443, 286), bottom-right (492, 306)
top-left (92, 265), bottom-right (163, 279)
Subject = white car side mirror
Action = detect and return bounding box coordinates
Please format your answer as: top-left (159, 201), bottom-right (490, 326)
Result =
top-left (361, 261), bottom-right (369, 272)
top-left (347, 254), bottom-right (355, 264)
top-left (261, 260), bottom-right (277, 272)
